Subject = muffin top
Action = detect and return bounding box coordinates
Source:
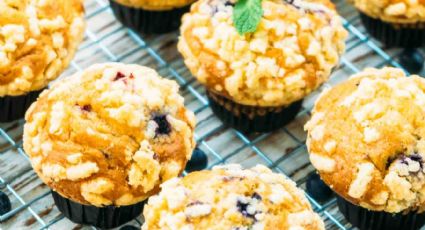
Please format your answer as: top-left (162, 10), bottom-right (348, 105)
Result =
top-left (350, 0), bottom-right (425, 24)
top-left (23, 63), bottom-right (196, 207)
top-left (142, 164), bottom-right (325, 230)
top-left (112, 0), bottom-right (196, 10)
top-left (0, 0), bottom-right (85, 97)
top-left (305, 67), bottom-right (425, 213)
top-left (178, 0), bottom-right (347, 107)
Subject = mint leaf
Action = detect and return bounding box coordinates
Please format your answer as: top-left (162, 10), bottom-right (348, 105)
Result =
top-left (233, 0), bottom-right (263, 35)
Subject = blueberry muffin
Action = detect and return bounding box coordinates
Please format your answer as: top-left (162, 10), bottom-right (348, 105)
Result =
top-left (109, 0), bottom-right (196, 34)
top-left (0, 0), bottom-right (85, 122)
top-left (349, 0), bottom-right (425, 47)
top-left (178, 0), bottom-right (347, 133)
top-left (142, 164), bottom-right (325, 230)
top-left (305, 67), bottom-right (425, 229)
top-left (23, 63), bottom-right (196, 228)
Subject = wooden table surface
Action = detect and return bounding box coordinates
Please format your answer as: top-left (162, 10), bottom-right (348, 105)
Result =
top-left (0, 0), bottom-right (424, 229)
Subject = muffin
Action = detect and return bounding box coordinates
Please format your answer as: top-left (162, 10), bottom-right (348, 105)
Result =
top-left (23, 63), bottom-right (196, 228)
top-left (109, 0), bottom-right (196, 34)
top-left (0, 0), bottom-right (85, 122)
top-left (142, 164), bottom-right (325, 230)
top-left (305, 67), bottom-right (425, 229)
top-left (350, 0), bottom-right (425, 47)
top-left (178, 0), bottom-right (347, 133)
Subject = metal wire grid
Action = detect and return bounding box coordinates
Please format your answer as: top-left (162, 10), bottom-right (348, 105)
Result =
top-left (0, 0), bottom-right (423, 229)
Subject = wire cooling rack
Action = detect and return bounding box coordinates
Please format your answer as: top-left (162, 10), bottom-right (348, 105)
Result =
top-left (1, 0), bottom-right (424, 229)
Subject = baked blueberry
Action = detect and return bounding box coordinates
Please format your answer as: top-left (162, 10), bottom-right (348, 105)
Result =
top-left (185, 148), bottom-right (208, 172)
top-left (0, 190), bottom-right (11, 216)
top-left (80, 104), bottom-right (92, 112)
top-left (236, 199), bottom-right (256, 220)
top-left (114, 72), bottom-right (127, 81)
top-left (252, 192), bottom-right (262, 201)
top-left (152, 114), bottom-right (171, 135)
top-left (408, 153), bottom-right (423, 163)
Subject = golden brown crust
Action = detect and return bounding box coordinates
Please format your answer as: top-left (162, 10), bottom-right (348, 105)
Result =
top-left (23, 63), bottom-right (196, 207)
top-left (0, 0), bottom-right (85, 97)
top-left (349, 0), bottom-right (425, 24)
top-left (178, 0), bottom-right (347, 107)
top-left (142, 164), bottom-right (325, 230)
top-left (112, 0), bottom-right (196, 10)
top-left (306, 67), bottom-right (425, 213)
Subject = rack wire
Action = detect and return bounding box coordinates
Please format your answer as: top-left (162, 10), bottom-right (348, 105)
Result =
top-left (0, 0), bottom-right (424, 229)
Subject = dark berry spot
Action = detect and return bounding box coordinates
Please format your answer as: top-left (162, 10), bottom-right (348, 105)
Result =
top-left (81, 105), bottom-right (91, 112)
top-left (224, 1), bottom-right (235, 7)
top-left (187, 201), bottom-right (203, 207)
top-left (306, 173), bottom-right (334, 202)
top-left (119, 225), bottom-right (139, 230)
top-left (284, 0), bottom-right (326, 14)
top-left (252, 192), bottom-right (262, 201)
top-left (409, 153), bottom-right (422, 162)
top-left (153, 114), bottom-right (171, 136)
top-left (386, 156), bottom-right (398, 169)
top-left (222, 176), bottom-right (244, 182)
top-left (236, 199), bottom-right (255, 220)
top-left (75, 104), bottom-right (92, 112)
top-left (284, 0), bottom-right (300, 9)
top-left (211, 1), bottom-right (234, 14)
top-left (153, 153), bottom-right (159, 160)
top-left (0, 190), bottom-right (11, 215)
top-left (185, 148), bottom-right (208, 173)
top-left (101, 151), bottom-right (109, 159)
top-left (114, 72), bottom-right (126, 81)
top-left (400, 153), bottom-right (424, 170)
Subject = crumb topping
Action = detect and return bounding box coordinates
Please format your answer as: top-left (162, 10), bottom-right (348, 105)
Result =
top-left (306, 67), bottom-right (425, 213)
top-left (142, 164), bottom-right (324, 230)
top-left (112, 0), bottom-right (195, 10)
top-left (0, 0), bottom-right (85, 96)
top-left (178, 0), bottom-right (347, 107)
top-left (350, 0), bottom-right (425, 24)
top-left (23, 63), bottom-right (196, 206)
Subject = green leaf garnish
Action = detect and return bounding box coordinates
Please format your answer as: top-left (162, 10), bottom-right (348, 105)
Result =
top-left (232, 0), bottom-right (264, 35)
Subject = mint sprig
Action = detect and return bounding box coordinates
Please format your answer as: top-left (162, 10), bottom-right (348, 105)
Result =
top-left (232, 0), bottom-right (263, 35)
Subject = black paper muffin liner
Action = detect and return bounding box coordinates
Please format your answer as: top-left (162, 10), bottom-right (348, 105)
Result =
top-left (0, 89), bottom-right (44, 123)
top-left (360, 12), bottom-right (425, 48)
top-left (52, 191), bottom-right (145, 229)
top-left (207, 90), bottom-right (303, 133)
top-left (336, 195), bottom-right (425, 230)
top-left (109, 0), bottom-right (191, 34)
